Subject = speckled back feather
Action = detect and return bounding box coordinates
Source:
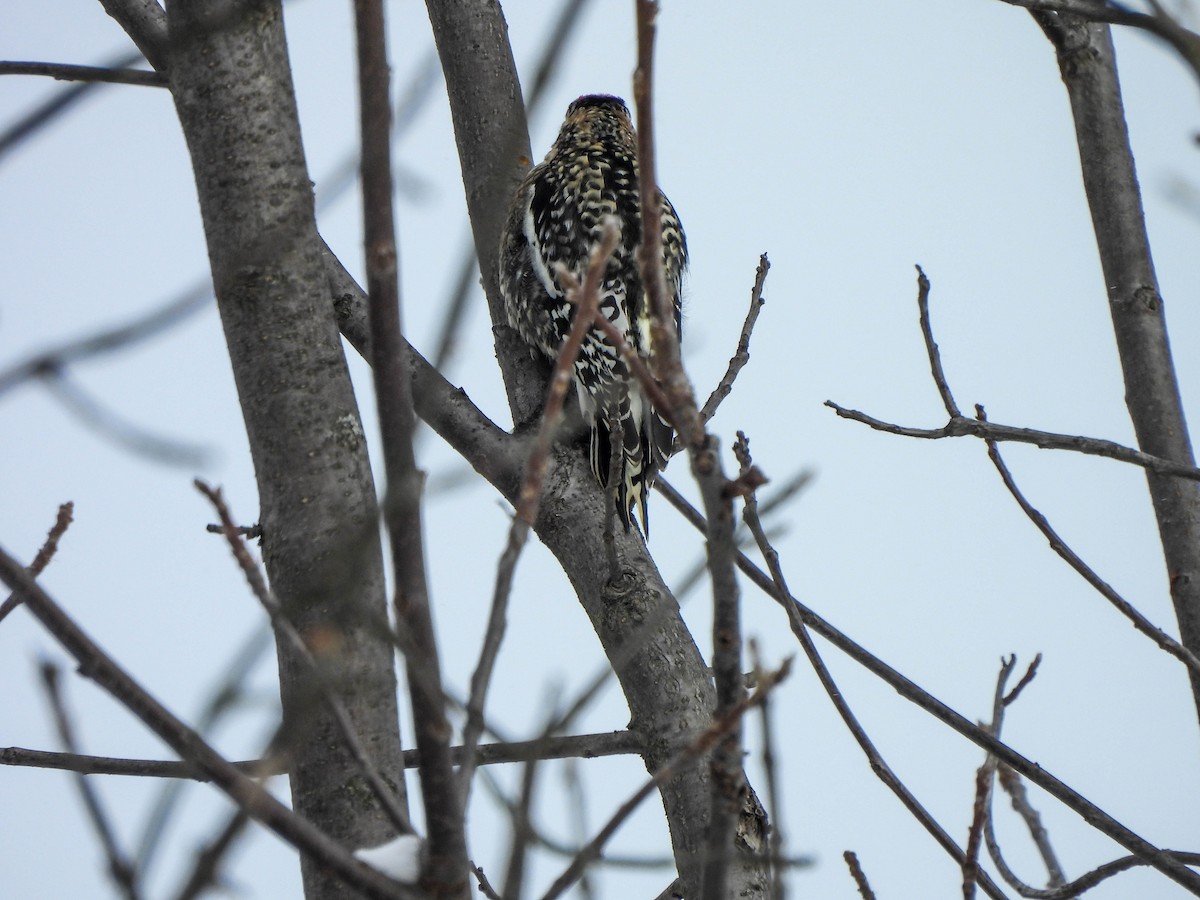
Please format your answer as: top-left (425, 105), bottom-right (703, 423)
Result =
top-left (498, 94), bottom-right (687, 533)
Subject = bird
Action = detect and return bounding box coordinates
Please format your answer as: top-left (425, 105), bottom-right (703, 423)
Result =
top-left (498, 94), bottom-right (687, 533)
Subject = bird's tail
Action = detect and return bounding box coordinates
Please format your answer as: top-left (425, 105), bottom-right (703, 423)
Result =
top-left (590, 388), bottom-right (673, 535)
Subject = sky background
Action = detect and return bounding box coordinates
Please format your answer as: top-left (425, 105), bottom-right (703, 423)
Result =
top-left (3, 1), bottom-right (1200, 897)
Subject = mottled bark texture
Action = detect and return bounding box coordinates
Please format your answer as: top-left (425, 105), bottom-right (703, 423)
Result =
top-left (1036, 11), bottom-right (1200, 723)
top-left (416, 5), bottom-right (771, 894)
top-left (166, 3), bottom-right (408, 897)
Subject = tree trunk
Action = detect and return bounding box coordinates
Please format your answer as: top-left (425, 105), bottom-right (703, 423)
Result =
top-left (166, 3), bottom-right (408, 896)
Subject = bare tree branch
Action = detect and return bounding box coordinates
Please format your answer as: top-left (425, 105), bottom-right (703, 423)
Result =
top-left (0, 546), bottom-right (414, 900)
top-left (699, 254), bottom-right (770, 425)
top-left (633, 7), bottom-right (759, 896)
top-left (538, 661), bottom-right (791, 900)
top-left (976, 405), bottom-right (1200, 674)
top-left (97, 0), bottom-right (168, 71)
top-left (39, 662), bottom-right (140, 900)
top-left (354, 1), bottom-right (465, 891)
top-left (825, 402), bottom-right (1200, 481)
top-left (731, 439), bottom-right (1009, 900)
top-left (0, 60), bottom-right (164, 86)
top-left (459, 223), bottom-right (620, 799)
top-left (844, 851), bottom-right (877, 900)
top-left (1029, 7), bottom-right (1200, 723)
top-left (3, 731), bottom-right (642, 780)
top-left (0, 501), bottom-right (73, 624)
top-left (997, 0), bottom-right (1200, 86)
top-left (654, 478), bottom-right (1200, 893)
top-left (159, 2), bottom-right (411, 893)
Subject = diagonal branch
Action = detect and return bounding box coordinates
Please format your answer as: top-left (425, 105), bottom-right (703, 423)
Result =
top-left (699, 254), bottom-right (770, 424)
top-left (355, 0), bottom-right (464, 890)
top-left (0, 546), bottom-right (414, 900)
top-left (654, 478), bottom-right (1200, 893)
top-left (459, 222), bottom-right (620, 798)
top-left (196, 480), bottom-right (413, 837)
top-left (732, 439), bottom-right (1009, 900)
top-left (975, 406), bottom-right (1200, 676)
top-left (39, 662), bottom-right (140, 900)
top-left (538, 661), bottom-right (791, 900)
top-left (0, 501), bottom-right (73, 625)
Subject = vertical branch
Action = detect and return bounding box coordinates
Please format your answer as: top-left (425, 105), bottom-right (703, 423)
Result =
top-left (164, 3), bottom-right (409, 896)
top-left (631, 0), bottom-right (700, 447)
top-left (1033, 10), bottom-right (1200, 722)
top-left (353, 1), bottom-right (468, 895)
top-left (458, 224), bottom-right (619, 800)
top-left (423, 0), bottom-right (543, 422)
top-left (633, 4), bottom-right (756, 897)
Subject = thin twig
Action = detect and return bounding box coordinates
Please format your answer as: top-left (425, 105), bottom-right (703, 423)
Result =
top-left (624, 23), bottom-right (758, 876)
top-left (0, 283), bottom-right (210, 397)
top-left (699, 254), bottom-right (770, 424)
top-left (0, 48), bottom-right (150, 161)
top-left (39, 662), bottom-right (140, 900)
top-left (0, 60), bottom-right (165, 86)
top-left (915, 265), bottom-right (961, 417)
top-left (976, 405), bottom-right (1200, 676)
top-left (171, 807), bottom-right (252, 900)
top-left (828, 267), bottom-right (1200, 481)
top-left (3, 730), bottom-right (642, 779)
top-left (0, 501), bottom-right (73, 624)
top-left (988, 765), bottom-right (1068, 896)
top-left (824, 402), bottom-right (1200, 481)
top-left (978, 655), bottom-right (1068, 898)
top-left (195, 480), bottom-right (413, 837)
top-left (0, 545), bottom-right (415, 898)
top-left (748, 639), bottom-right (786, 900)
top-left (538, 661), bottom-right (792, 900)
top-left (655, 477), bottom-right (1200, 892)
top-left (458, 221), bottom-right (620, 799)
top-left (356, 0), bottom-right (465, 889)
top-left (963, 766), bottom-right (992, 900)
top-left (470, 863), bottom-right (503, 900)
top-left (731, 441), bottom-right (1008, 900)
top-left (844, 851), bottom-right (877, 900)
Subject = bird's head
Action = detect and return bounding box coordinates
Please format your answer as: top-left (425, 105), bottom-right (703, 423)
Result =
top-left (557, 94), bottom-right (635, 148)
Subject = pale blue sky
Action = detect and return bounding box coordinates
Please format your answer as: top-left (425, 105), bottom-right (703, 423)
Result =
top-left (3, 1), bottom-right (1199, 897)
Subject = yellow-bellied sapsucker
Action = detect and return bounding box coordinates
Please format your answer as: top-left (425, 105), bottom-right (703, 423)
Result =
top-left (499, 94), bottom-right (687, 533)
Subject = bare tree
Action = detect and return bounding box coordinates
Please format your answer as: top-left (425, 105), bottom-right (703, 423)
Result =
top-left (3, 1), bottom-right (1200, 898)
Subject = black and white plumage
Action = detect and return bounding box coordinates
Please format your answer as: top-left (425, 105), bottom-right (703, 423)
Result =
top-left (499, 94), bottom-right (687, 532)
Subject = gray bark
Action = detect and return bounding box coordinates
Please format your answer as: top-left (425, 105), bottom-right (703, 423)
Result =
top-left (420, 2), bottom-right (770, 894)
top-left (1035, 11), bottom-right (1200, 724)
top-left (165, 3), bottom-right (408, 897)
